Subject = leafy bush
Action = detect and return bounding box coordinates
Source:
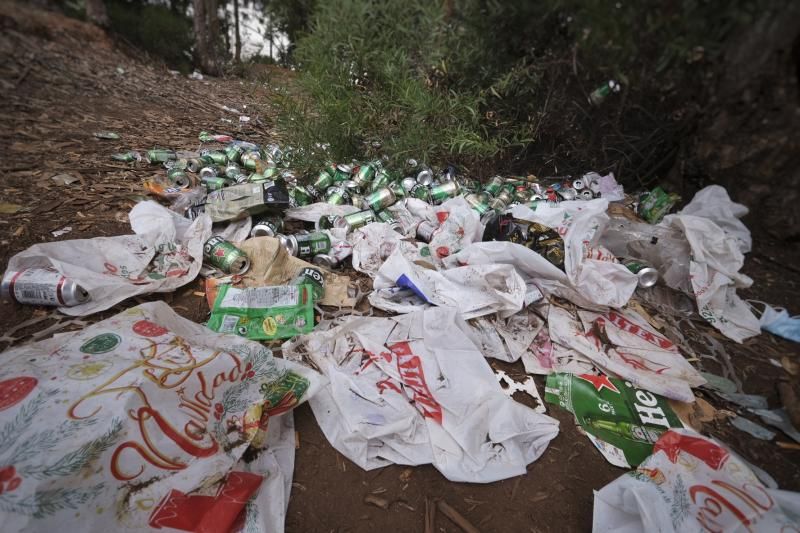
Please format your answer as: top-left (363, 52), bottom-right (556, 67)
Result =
top-left (275, 0), bottom-right (763, 181)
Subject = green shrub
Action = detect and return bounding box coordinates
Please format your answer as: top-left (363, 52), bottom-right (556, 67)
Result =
top-left (275, 0), bottom-right (765, 182)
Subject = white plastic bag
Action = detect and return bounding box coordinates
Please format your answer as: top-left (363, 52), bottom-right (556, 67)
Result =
top-left (283, 202), bottom-right (359, 222)
top-left (6, 201), bottom-right (211, 316)
top-left (509, 199), bottom-right (638, 308)
top-left (0, 301), bottom-right (323, 533)
top-left (678, 185), bottom-right (751, 253)
top-left (350, 222), bottom-right (424, 278)
top-left (663, 214), bottom-right (760, 342)
top-left (593, 429), bottom-right (800, 532)
top-left (547, 305), bottom-right (705, 402)
top-left (283, 307), bottom-right (559, 483)
top-left (370, 247), bottom-right (526, 319)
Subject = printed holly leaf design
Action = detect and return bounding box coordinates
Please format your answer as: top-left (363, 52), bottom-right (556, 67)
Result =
top-left (0, 484), bottom-right (104, 519)
top-left (0, 389), bottom-right (124, 518)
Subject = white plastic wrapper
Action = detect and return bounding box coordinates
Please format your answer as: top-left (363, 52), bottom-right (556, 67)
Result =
top-left (283, 202), bottom-right (359, 222)
top-left (214, 216), bottom-right (252, 242)
top-left (468, 310), bottom-right (544, 363)
top-left (370, 247), bottom-right (526, 319)
top-left (426, 197), bottom-right (484, 263)
top-left (283, 307), bottom-right (559, 483)
top-left (663, 214), bottom-right (760, 343)
top-left (350, 223), bottom-right (426, 278)
top-left (677, 185), bottom-right (751, 254)
top-left (0, 301), bottom-right (323, 533)
top-left (522, 326), bottom-right (595, 376)
top-left (6, 201), bottom-right (211, 316)
top-left (593, 429), bottom-right (800, 532)
top-left (510, 199), bottom-right (638, 308)
top-left (446, 241), bottom-right (605, 310)
top-left (548, 306), bottom-right (705, 402)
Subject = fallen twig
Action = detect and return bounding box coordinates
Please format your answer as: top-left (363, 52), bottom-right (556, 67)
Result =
top-left (437, 499), bottom-right (481, 533)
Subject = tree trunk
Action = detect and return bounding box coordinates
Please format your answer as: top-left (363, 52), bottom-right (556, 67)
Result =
top-left (205, 0), bottom-right (221, 73)
top-left (85, 0), bottom-right (109, 27)
top-left (192, 0), bottom-right (210, 72)
top-left (233, 0), bottom-right (241, 63)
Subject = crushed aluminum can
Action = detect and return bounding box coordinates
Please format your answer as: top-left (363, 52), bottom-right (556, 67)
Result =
top-left (251, 217), bottom-right (282, 238)
top-left (199, 166), bottom-right (218, 180)
top-left (416, 168), bottom-right (434, 187)
top-left (622, 258), bottom-right (659, 288)
top-left (580, 189), bottom-right (594, 200)
top-left (558, 187), bottom-right (578, 201)
top-left (312, 253), bottom-right (339, 269)
top-left (166, 168), bottom-right (192, 189)
top-left (315, 214), bottom-right (338, 231)
top-left (401, 176), bottom-right (418, 192)
top-left (1, 268), bottom-right (90, 306)
top-left (588, 79), bottom-right (621, 106)
top-left (416, 220), bottom-right (439, 243)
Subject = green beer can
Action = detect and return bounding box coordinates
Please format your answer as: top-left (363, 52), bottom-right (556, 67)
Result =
top-left (332, 164), bottom-right (353, 183)
top-left (370, 169), bottom-right (391, 192)
top-left (290, 185), bottom-right (312, 206)
top-left (483, 176), bottom-right (504, 197)
top-left (279, 232), bottom-right (332, 259)
top-left (201, 150), bottom-right (228, 166)
top-left (146, 149), bottom-right (176, 164)
top-left (325, 186), bottom-right (347, 205)
top-left (353, 163), bottom-right (377, 187)
top-left (203, 236), bottom-right (250, 275)
top-left (291, 266), bottom-right (326, 300)
top-left (334, 209), bottom-right (376, 233)
top-left (363, 187), bottom-right (397, 211)
top-left (409, 184), bottom-right (431, 201)
top-left (430, 181), bottom-right (460, 204)
top-left (224, 145), bottom-right (243, 164)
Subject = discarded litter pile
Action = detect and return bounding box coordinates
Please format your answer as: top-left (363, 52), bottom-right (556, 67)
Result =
top-left (1, 130), bottom-right (798, 531)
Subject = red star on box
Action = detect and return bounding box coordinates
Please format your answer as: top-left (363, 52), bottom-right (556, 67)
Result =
top-left (214, 248), bottom-right (225, 257)
top-left (577, 373), bottom-right (620, 394)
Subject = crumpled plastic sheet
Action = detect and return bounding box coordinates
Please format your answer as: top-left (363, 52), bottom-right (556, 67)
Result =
top-left (663, 213), bottom-right (760, 343)
top-left (282, 307), bottom-right (559, 483)
top-left (283, 202), bottom-right (359, 222)
top-left (6, 201), bottom-right (211, 316)
top-left (369, 246), bottom-right (526, 319)
top-left (350, 222), bottom-right (425, 279)
top-left (467, 310), bottom-right (544, 363)
top-left (0, 301), bottom-right (323, 533)
top-left (426, 197), bottom-right (484, 264)
top-left (547, 305), bottom-right (706, 402)
top-left (510, 199), bottom-right (639, 309)
top-left (214, 216), bottom-right (252, 242)
top-left (593, 429), bottom-right (800, 532)
top-left (677, 184), bottom-right (752, 254)
top-left (521, 325), bottom-right (595, 376)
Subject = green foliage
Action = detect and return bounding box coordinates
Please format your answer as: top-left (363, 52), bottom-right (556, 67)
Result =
top-left (107, 0), bottom-right (194, 72)
top-left (275, 0), bottom-right (766, 180)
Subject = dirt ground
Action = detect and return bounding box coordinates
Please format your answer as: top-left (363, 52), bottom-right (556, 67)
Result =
top-left (0, 3), bottom-right (798, 532)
